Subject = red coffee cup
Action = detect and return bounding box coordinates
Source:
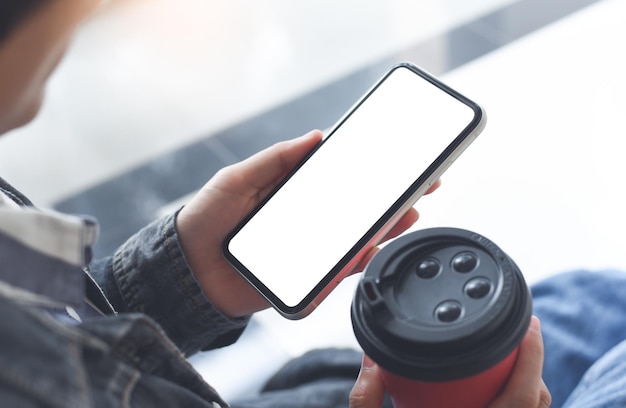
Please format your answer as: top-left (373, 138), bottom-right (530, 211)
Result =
top-left (351, 228), bottom-right (532, 408)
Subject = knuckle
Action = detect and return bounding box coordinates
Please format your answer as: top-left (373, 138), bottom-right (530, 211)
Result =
top-left (348, 390), bottom-right (368, 408)
top-left (540, 388), bottom-right (552, 407)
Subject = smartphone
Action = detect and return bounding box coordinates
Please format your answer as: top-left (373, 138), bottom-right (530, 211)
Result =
top-left (224, 62), bottom-right (486, 319)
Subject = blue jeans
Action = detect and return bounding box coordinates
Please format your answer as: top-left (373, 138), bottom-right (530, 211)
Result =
top-left (533, 270), bottom-right (626, 407)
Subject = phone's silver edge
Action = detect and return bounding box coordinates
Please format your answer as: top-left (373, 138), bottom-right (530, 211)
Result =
top-left (230, 62), bottom-right (488, 320)
top-left (278, 106), bottom-right (488, 320)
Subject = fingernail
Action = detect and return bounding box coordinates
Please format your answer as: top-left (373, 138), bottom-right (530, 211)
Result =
top-left (362, 354), bottom-right (376, 369)
top-left (297, 131), bottom-right (313, 139)
top-left (529, 315), bottom-right (541, 332)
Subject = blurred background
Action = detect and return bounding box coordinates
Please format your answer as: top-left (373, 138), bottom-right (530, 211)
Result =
top-left (1, 0), bottom-right (624, 401)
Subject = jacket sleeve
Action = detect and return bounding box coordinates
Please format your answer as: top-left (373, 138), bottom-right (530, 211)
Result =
top-left (88, 211), bottom-right (249, 356)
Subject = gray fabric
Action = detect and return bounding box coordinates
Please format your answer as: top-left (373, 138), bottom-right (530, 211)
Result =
top-left (0, 179), bottom-right (247, 406)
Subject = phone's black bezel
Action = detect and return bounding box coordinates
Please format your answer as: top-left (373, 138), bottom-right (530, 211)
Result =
top-left (223, 62), bottom-right (484, 317)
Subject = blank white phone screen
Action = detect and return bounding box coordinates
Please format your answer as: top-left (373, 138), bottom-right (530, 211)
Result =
top-left (227, 66), bottom-right (475, 307)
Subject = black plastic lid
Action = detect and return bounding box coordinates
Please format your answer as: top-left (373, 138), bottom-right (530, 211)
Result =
top-left (351, 227), bottom-right (532, 381)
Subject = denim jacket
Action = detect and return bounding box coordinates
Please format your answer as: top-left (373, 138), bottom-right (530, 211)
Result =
top-left (0, 177), bottom-right (249, 407)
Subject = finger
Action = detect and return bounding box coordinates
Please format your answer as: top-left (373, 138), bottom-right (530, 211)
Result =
top-left (380, 179), bottom-right (438, 239)
top-left (352, 208), bottom-right (419, 273)
top-left (378, 181), bottom-right (438, 242)
top-left (489, 316), bottom-right (548, 407)
top-left (219, 130), bottom-right (323, 194)
top-left (354, 247), bottom-right (380, 274)
top-left (349, 355), bottom-right (386, 408)
top-left (503, 316), bottom-right (545, 397)
top-left (382, 207), bottom-right (419, 242)
top-left (426, 179), bottom-right (441, 194)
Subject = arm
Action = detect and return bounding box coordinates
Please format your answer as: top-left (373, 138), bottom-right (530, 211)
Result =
top-left (175, 130), bottom-right (424, 318)
top-left (88, 131), bottom-right (325, 354)
top-left (91, 130), bottom-right (423, 355)
top-left (174, 130), bottom-right (325, 318)
top-left (88, 213), bottom-right (249, 356)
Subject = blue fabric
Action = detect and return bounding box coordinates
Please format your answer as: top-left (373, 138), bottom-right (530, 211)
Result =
top-left (0, 292), bottom-right (228, 408)
top-left (564, 339), bottom-right (626, 407)
top-left (89, 212), bottom-right (249, 356)
top-left (0, 178), bottom-right (249, 407)
top-left (0, 229), bottom-right (86, 310)
top-left (532, 270), bottom-right (626, 407)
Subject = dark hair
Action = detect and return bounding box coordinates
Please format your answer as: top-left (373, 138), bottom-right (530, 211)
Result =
top-left (0, 0), bottom-right (48, 43)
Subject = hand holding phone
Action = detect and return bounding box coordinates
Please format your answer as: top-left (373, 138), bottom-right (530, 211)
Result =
top-left (224, 62), bottom-right (486, 319)
top-left (176, 131), bottom-right (323, 318)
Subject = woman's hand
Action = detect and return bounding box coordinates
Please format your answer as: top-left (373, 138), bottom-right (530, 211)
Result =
top-left (488, 316), bottom-right (552, 408)
top-left (349, 354), bottom-right (386, 408)
top-left (176, 130), bottom-right (434, 318)
top-left (349, 316), bottom-right (551, 408)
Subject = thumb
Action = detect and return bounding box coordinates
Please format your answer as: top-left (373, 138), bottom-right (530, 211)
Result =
top-left (228, 129), bottom-right (323, 193)
top-left (350, 355), bottom-right (386, 408)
